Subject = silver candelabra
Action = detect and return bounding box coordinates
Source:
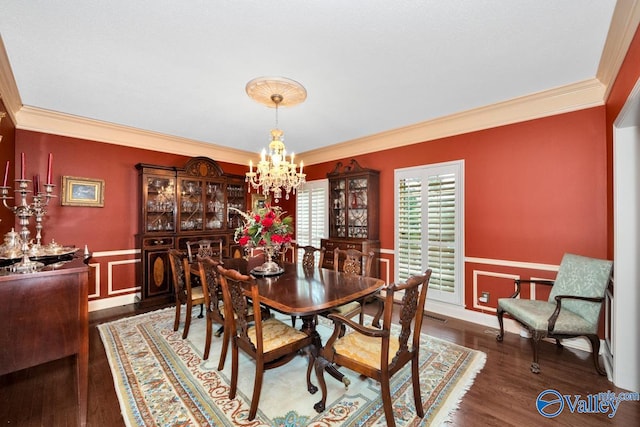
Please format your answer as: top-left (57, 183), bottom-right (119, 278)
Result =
top-left (0, 179), bottom-right (56, 272)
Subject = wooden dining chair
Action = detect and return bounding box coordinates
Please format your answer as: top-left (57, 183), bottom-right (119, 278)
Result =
top-left (279, 243), bottom-right (297, 264)
top-left (299, 245), bottom-right (325, 269)
top-left (329, 248), bottom-right (375, 324)
top-left (313, 270), bottom-right (432, 427)
top-left (247, 247), bottom-right (266, 272)
top-left (186, 239), bottom-right (223, 263)
top-left (195, 256), bottom-right (228, 369)
top-left (217, 264), bottom-right (314, 421)
top-left (291, 245), bottom-right (326, 327)
top-left (168, 249), bottom-right (205, 339)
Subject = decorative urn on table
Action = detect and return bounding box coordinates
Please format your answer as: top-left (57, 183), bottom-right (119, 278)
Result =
top-left (233, 204), bottom-right (293, 276)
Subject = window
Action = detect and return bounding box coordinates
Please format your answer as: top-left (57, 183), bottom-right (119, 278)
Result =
top-left (296, 179), bottom-right (328, 258)
top-left (395, 161), bottom-right (464, 305)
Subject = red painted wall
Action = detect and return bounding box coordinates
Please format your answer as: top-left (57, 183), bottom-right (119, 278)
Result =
top-left (8, 107), bottom-right (610, 312)
top-left (11, 130), bottom-right (248, 301)
top-left (308, 107), bottom-right (608, 264)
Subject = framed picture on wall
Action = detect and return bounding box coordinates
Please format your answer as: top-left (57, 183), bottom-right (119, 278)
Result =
top-left (251, 193), bottom-right (271, 211)
top-left (61, 176), bottom-right (105, 207)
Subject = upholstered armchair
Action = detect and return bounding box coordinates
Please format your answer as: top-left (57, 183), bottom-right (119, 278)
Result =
top-left (496, 253), bottom-right (613, 374)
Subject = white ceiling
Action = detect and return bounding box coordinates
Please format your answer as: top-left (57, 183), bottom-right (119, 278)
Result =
top-left (0, 1), bottom-right (618, 156)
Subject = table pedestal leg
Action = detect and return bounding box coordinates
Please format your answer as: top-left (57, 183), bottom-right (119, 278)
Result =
top-left (300, 315), bottom-right (350, 388)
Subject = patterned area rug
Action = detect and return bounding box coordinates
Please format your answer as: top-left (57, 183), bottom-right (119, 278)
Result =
top-left (99, 307), bottom-right (486, 426)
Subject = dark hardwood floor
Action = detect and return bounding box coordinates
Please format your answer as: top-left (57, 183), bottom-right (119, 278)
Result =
top-left (1, 302), bottom-right (638, 426)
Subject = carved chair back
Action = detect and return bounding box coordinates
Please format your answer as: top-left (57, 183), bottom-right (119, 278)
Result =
top-left (186, 239), bottom-right (223, 263)
top-left (333, 248), bottom-right (374, 276)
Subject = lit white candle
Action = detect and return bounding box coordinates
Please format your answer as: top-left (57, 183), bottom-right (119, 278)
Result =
top-left (300, 160), bottom-right (304, 174)
top-left (261, 149), bottom-right (266, 162)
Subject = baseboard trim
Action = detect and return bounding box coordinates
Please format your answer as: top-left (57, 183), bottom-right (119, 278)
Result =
top-left (89, 293), bottom-right (137, 312)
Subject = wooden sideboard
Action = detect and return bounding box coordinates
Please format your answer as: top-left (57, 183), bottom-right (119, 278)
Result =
top-left (0, 258), bottom-right (89, 427)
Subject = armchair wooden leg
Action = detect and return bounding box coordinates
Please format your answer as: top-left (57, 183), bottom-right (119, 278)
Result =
top-left (587, 334), bottom-right (607, 375)
top-left (217, 324), bottom-right (230, 371)
top-left (229, 341), bottom-right (239, 399)
top-left (530, 331), bottom-right (543, 374)
top-left (496, 307), bottom-right (505, 342)
top-left (380, 378), bottom-right (396, 427)
top-left (411, 356), bottom-right (424, 418)
top-left (182, 300), bottom-right (193, 339)
top-left (173, 303), bottom-right (181, 332)
top-left (203, 315), bottom-right (213, 360)
top-left (249, 365), bottom-right (264, 420)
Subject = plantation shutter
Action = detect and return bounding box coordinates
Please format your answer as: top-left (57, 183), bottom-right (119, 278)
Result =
top-left (427, 173), bottom-right (456, 293)
top-left (296, 180), bottom-right (328, 261)
top-left (395, 161), bottom-right (463, 305)
top-left (296, 190), bottom-right (310, 245)
top-left (397, 177), bottom-right (423, 282)
top-left (309, 187), bottom-right (325, 248)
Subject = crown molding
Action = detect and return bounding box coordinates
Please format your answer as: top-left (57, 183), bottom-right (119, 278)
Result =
top-left (15, 106), bottom-right (253, 164)
top-left (0, 35), bottom-right (22, 124)
top-left (597, 0), bottom-right (640, 98)
top-left (299, 78), bottom-right (605, 165)
top-left (15, 78), bottom-right (605, 168)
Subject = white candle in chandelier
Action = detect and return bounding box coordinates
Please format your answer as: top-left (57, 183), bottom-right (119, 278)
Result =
top-left (261, 149), bottom-right (266, 162)
top-left (300, 161), bottom-right (303, 174)
top-left (249, 160), bottom-right (253, 173)
top-left (290, 152), bottom-right (294, 164)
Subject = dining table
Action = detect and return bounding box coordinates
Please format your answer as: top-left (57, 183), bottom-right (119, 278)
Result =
top-left (251, 262), bottom-right (385, 392)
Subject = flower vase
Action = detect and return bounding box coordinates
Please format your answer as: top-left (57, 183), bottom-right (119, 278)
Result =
top-left (260, 245), bottom-right (281, 272)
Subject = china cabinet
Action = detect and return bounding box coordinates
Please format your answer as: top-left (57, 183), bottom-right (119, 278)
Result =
top-left (321, 159), bottom-right (380, 277)
top-left (136, 157), bottom-right (246, 307)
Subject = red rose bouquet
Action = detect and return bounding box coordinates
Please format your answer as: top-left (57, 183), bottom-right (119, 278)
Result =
top-left (233, 204), bottom-right (293, 249)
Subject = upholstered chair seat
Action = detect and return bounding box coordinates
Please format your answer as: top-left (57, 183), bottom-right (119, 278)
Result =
top-left (333, 332), bottom-right (400, 370)
top-left (248, 317), bottom-right (310, 353)
top-left (497, 299), bottom-right (598, 335)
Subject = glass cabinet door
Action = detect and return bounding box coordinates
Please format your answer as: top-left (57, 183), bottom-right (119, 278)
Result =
top-left (145, 175), bottom-right (176, 233)
top-left (204, 181), bottom-right (225, 230)
top-left (331, 179), bottom-right (347, 238)
top-left (178, 178), bottom-right (204, 232)
top-left (347, 177), bottom-right (369, 238)
top-left (226, 182), bottom-right (246, 230)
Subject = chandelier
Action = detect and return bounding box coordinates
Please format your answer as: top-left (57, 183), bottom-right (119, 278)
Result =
top-left (245, 76), bottom-right (307, 202)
